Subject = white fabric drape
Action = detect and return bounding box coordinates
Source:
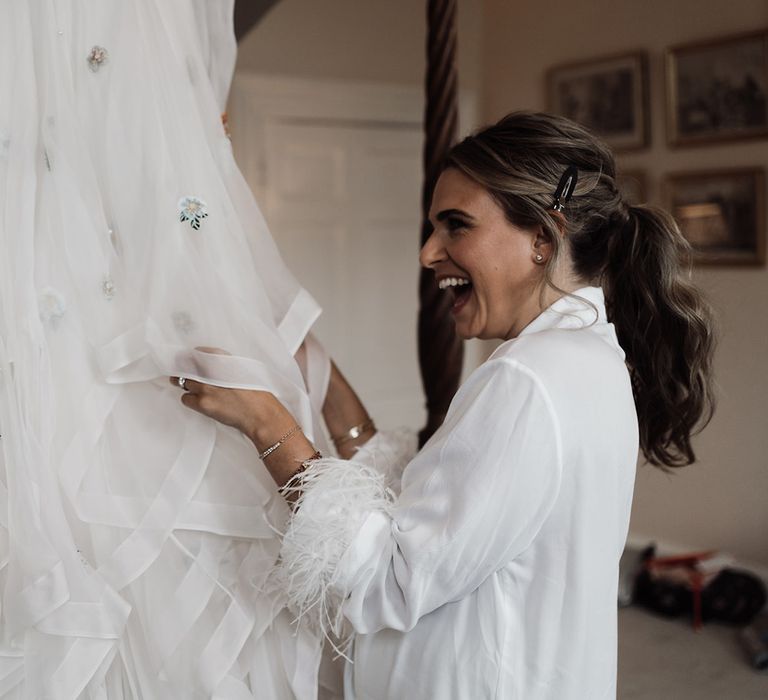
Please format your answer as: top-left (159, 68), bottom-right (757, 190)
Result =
top-left (0, 1), bottom-right (328, 697)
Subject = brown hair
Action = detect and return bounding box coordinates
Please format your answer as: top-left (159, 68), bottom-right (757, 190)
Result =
top-left (445, 111), bottom-right (716, 468)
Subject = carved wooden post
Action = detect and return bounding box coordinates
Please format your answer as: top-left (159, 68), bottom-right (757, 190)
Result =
top-left (234, 0), bottom-right (281, 41)
top-left (417, 0), bottom-right (463, 447)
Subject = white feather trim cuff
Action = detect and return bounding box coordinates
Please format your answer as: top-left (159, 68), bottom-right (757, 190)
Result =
top-left (352, 428), bottom-right (417, 493)
top-left (277, 456), bottom-right (396, 649)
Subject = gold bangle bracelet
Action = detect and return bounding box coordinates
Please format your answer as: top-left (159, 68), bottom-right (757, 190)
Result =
top-left (332, 418), bottom-right (375, 447)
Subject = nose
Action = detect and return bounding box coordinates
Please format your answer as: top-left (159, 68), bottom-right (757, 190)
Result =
top-left (419, 227), bottom-right (446, 269)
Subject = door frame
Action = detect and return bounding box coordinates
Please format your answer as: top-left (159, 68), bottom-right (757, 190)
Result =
top-left (229, 73), bottom-right (476, 190)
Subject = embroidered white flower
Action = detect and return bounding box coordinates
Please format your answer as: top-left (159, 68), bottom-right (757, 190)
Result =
top-left (172, 311), bottom-right (194, 335)
top-left (87, 46), bottom-right (109, 72)
top-left (102, 276), bottom-right (115, 300)
top-left (0, 131), bottom-right (9, 163)
top-left (76, 548), bottom-right (90, 568)
top-left (39, 287), bottom-right (67, 327)
top-left (178, 196), bottom-right (208, 230)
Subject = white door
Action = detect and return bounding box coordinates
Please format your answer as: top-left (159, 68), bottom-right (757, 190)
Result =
top-left (229, 76), bottom-right (427, 430)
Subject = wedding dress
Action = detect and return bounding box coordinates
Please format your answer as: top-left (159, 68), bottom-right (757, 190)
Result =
top-left (0, 1), bottom-right (330, 697)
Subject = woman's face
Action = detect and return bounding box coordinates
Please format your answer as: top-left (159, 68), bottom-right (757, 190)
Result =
top-left (420, 168), bottom-right (548, 341)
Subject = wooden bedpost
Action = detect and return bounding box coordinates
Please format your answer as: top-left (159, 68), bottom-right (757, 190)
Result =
top-left (417, 0), bottom-right (463, 447)
top-left (234, 0), bottom-right (281, 42)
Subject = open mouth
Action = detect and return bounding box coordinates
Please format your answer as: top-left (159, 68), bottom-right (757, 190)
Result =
top-left (438, 276), bottom-right (473, 312)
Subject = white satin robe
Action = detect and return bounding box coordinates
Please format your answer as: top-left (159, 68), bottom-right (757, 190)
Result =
top-left (279, 287), bottom-right (638, 699)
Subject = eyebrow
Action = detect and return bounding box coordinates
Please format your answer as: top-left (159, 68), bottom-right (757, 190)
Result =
top-left (435, 208), bottom-right (475, 222)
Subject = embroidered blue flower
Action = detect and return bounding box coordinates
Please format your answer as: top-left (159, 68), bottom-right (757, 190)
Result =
top-left (38, 287), bottom-right (67, 328)
top-left (178, 196), bottom-right (208, 230)
top-left (87, 46), bottom-right (109, 72)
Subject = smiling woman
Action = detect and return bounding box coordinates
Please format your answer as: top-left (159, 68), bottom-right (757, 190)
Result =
top-left (422, 168), bottom-right (570, 340)
top-left (174, 111), bottom-right (716, 699)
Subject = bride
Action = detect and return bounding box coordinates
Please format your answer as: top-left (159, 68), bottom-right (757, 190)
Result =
top-left (0, 1), bottom-right (331, 697)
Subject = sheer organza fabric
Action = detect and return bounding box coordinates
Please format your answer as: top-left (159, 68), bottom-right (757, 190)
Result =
top-left (0, 1), bottom-right (328, 697)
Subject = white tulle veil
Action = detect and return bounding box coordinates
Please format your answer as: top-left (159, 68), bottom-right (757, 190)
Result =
top-left (0, 1), bottom-right (330, 697)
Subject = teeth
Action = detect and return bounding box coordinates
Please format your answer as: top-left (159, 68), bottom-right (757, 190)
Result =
top-left (438, 277), bottom-right (471, 290)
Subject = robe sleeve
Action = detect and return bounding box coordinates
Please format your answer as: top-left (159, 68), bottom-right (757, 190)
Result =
top-left (276, 357), bottom-right (563, 638)
top-left (351, 428), bottom-right (418, 494)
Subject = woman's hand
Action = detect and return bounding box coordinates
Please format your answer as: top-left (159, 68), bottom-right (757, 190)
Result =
top-left (169, 345), bottom-right (291, 446)
top-left (169, 344), bottom-right (378, 488)
top-left (169, 370), bottom-right (318, 490)
top-left (168, 375), bottom-right (282, 445)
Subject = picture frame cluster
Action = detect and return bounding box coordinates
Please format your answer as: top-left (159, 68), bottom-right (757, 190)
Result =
top-left (546, 29), bottom-right (768, 266)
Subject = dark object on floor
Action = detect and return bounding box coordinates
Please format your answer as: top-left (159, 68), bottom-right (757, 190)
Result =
top-left (704, 569), bottom-right (767, 626)
top-left (633, 546), bottom-right (767, 629)
top-left (739, 612), bottom-right (768, 671)
top-left (618, 545), bottom-right (646, 607)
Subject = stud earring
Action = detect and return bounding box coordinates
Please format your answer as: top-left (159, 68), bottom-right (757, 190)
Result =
top-left (535, 254), bottom-right (544, 263)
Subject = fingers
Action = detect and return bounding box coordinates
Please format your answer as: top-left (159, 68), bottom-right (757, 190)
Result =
top-left (180, 390), bottom-right (211, 419)
top-left (177, 382), bottom-right (216, 414)
top-left (179, 383), bottom-right (225, 426)
top-left (168, 376), bottom-right (205, 394)
top-left (180, 391), bottom-right (200, 410)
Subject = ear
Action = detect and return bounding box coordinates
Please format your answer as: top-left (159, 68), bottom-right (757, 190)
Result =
top-left (532, 225), bottom-right (554, 259)
top-left (532, 213), bottom-right (567, 258)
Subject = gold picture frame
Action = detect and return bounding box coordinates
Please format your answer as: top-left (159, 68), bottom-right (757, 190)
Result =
top-left (663, 168), bottom-right (766, 266)
top-left (666, 29), bottom-right (768, 146)
top-left (546, 51), bottom-right (650, 152)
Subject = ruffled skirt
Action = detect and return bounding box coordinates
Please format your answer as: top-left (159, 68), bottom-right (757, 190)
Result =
top-left (0, 1), bottom-right (327, 697)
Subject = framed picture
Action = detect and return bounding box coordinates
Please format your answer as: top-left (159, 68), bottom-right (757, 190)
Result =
top-left (663, 168), bottom-right (765, 266)
top-left (666, 29), bottom-right (768, 146)
top-left (547, 52), bottom-right (649, 151)
top-left (617, 170), bottom-right (649, 205)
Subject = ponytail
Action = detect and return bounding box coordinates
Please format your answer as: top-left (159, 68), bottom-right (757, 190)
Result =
top-left (445, 111), bottom-right (716, 469)
top-left (603, 204), bottom-right (716, 467)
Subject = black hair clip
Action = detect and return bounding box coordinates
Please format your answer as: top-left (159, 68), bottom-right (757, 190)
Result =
top-left (552, 166), bottom-right (579, 212)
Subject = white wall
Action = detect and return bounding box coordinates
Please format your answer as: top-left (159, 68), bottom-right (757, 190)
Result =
top-left (482, 0), bottom-right (768, 566)
top-left (236, 0), bottom-right (483, 91)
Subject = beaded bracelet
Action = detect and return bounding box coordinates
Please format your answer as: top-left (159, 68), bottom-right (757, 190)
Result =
top-left (278, 450), bottom-right (323, 497)
top-left (258, 424), bottom-right (302, 461)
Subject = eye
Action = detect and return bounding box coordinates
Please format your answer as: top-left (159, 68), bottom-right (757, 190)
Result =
top-left (446, 216), bottom-right (469, 234)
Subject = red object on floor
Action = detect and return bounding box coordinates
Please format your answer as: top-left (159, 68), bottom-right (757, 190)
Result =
top-left (644, 551), bottom-right (719, 631)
